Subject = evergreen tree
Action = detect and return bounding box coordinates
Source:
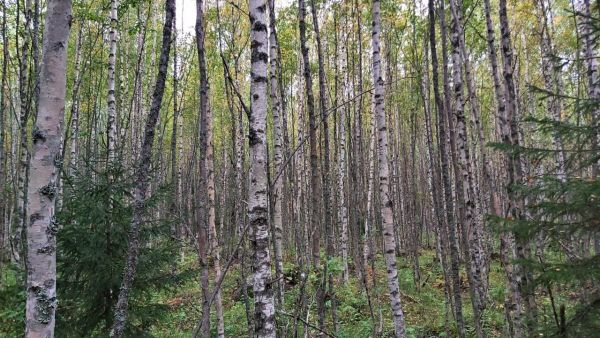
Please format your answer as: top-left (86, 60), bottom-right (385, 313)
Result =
top-left (56, 160), bottom-right (192, 337)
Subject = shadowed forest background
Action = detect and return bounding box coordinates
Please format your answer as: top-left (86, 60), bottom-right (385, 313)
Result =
top-left (0, 0), bottom-right (599, 337)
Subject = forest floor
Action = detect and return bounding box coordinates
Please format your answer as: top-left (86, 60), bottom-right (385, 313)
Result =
top-left (0, 248), bottom-right (581, 337)
top-left (148, 248), bottom-right (572, 338)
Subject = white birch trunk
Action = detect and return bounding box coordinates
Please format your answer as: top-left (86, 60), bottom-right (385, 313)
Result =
top-left (338, 39), bottom-right (350, 284)
top-left (536, 0), bottom-right (567, 181)
top-left (371, 0), bottom-right (406, 336)
top-left (25, 0), bottom-right (72, 335)
top-left (499, 1), bottom-right (530, 335)
top-left (249, 0), bottom-right (276, 334)
top-left (107, 0), bottom-right (118, 162)
top-left (69, 27), bottom-right (84, 176)
top-left (268, 0), bottom-right (285, 304)
top-left (363, 121), bottom-right (376, 275)
top-left (448, 0), bottom-right (485, 335)
top-left (15, 0), bottom-right (33, 265)
top-left (207, 108), bottom-right (225, 337)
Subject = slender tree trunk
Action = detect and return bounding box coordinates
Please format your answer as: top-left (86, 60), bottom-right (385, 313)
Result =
top-left (309, 0), bottom-right (336, 333)
top-left (483, 1), bottom-right (522, 335)
top-left (249, 0), bottom-right (277, 334)
top-left (24, 0), bottom-right (72, 335)
top-left (371, 1), bottom-right (407, 336)
top-left (298, 0), bottom-right (320, 269)
top-left (196, 174), bottom-right (211, 338)
top-left (439, 0), bottom-right (462, 257)
top-left (194, 0), bottom-right (224, 334)
top-left (69, 26), bottom-right (84, 175)
top-left (56, 23), bottom-right (84, 211)
top-left (295, 55), bottom-right (309, 267)
top-left (483, 0), bottom-right (506, 144)
top-left (107, 0), bottom-right (118, 162)
top-left (347, 19), bottom-right (364, 286)
top-left (457, 1), bottom-right (491, 305)
top-left (198, 0), bottom-right (224, 334)
top-left (338, 34), bottom-right (350, 285)
top-left (363, 113), bottom-right (376, 282)
top-left (421, 18), bottom-right (456, 333)
top-left (170, 15), bottom-right (180, 242)
top-left (535, 0), bottom-right (567, 181)
top-left (109, 1), bottom-right (174, 335)
top-left (268, 0), bottom-right (285, 305)
top-left (498, 1), bottom-right (530, 335)
top-left (0, 0), bottom-right (8, 264)
top-left (15, 0), bottom-right (33, 265)
top-left (448, 1), bottom-right (485, 336)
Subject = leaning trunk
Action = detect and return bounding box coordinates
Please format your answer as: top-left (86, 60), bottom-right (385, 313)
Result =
top-left (109, 1), bottom-right (174, 335)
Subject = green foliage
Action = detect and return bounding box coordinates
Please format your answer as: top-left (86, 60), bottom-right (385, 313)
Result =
top-left (326, 256), bottom-right (345, 274)
top-left (0, 266), bottom-right (25, 337)
top-left (490, 78), bottom-right (600, 335)
top-left (56, 160), bottom-right (193, 337)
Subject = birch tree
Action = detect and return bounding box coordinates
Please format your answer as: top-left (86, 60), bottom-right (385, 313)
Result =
top-left (371, 0), bottom-right (406, 336)
top-left (0, 0), bottom-right (7, 263)
top-left (268, 0), bottom-right (285, 305)
top-left (427, 1), bottom-right (465, 335)
top-left (106, 0), bottom-right (118, 162)
top-left (15, 0), bottom-right (34, 265)
top-left (109, 0), bottom-right (175, 335)
top-left (249, 0), bottom-right (276, 334)
top-left (25, 0), bottom-right (72, 335)
top-left (448, 0), bottom-right (485, 335)
top-left (338, 34), bottom-right (349, 284)
top-left (498, 0), bottom-right (530, 335)
top-left (195, 0), bottom-right (225, 334)
top-left (298, 0), bottom-right (321, 268)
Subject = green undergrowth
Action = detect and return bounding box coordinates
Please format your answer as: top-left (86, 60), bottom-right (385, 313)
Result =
top-left (0, 247), bottom-right (586, 337)
top-left (146, 248), bottom-right (517, 337)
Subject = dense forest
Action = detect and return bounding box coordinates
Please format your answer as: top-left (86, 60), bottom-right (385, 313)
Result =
top-left (0, 0), bottom-right (599, 337)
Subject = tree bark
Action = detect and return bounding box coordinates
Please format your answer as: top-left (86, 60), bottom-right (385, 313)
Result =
top-left (249, 0), bottom-right (277, 334)
top-left (298, 0), bottom-right (321, 269)
top-left (195, 0), bottom-right (225, 334)
top-left (309, 0), bottom-right (336, 333)
top-left (338, 33), bottom-right (350, 285)
top-left (371, 1), bottom-right (407, 336)
top-left (448, 0), bottom-right (485, 336)
top-left (107, 0), bottom-right (118, 162)
top-left (68, 26), bottom-right (84, 176)
top-left (25, 0), bottom-right (72, 336)
top-left (268, 0), bottom-right (285, 305)
top-left (498, 1), bottom-right (530, 335)
top-left (0, 0), bottom-right (8, 265)
top-left (170, 14), bottom-right (180, 242)
top-left (422, 14), bottom-right (455, 334)
top-left (535, 0), bottom-right (567, 181)
top-left (15, 0), bottom-right (34, 266)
